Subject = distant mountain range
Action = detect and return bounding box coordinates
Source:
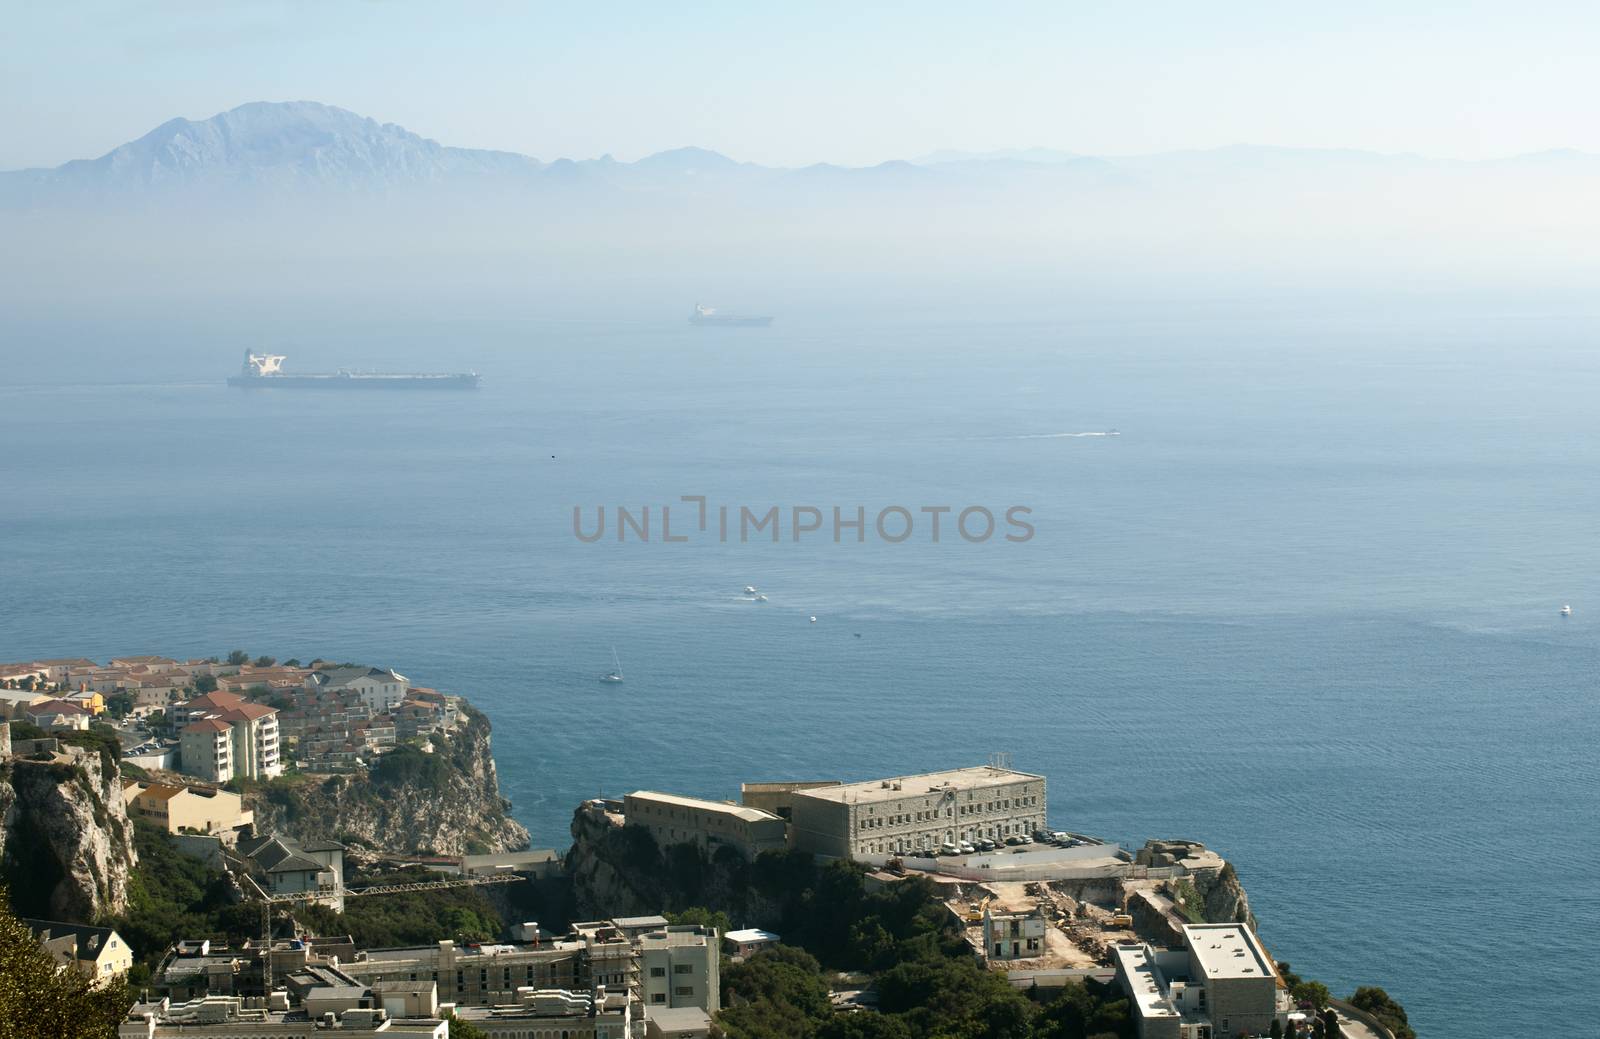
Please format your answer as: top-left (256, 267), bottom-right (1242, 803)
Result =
top-left (5, 101), bottom-right (1596, 207)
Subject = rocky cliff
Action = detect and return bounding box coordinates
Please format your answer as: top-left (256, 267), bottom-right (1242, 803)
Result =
top-left (1194, 860), bottom-right (1255, 928)
top-left (566, 803), bottom-right (788, 924)
top-left (245, 707), bottom-right (529, 856)
top-left (0, 742), bottom-right (137, 920)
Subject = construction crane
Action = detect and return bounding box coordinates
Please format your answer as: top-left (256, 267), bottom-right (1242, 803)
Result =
top-left (238, 870), bottom-right (527, 993)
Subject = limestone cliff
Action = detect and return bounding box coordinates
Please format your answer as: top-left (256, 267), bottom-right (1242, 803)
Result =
top-left (245, 708), bottom-right (529, 856)
top-left (0, 744), bottom-right (137, 920)
top-left (565, 804), bottom-right (785, 924)
top-left (1194, 860), bottom-right (1255, 929)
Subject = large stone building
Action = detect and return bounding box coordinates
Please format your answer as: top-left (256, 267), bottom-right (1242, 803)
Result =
top-left (1114, 923), bottom-right (1288, 1039)
top-left (771, 766), bottom-right (1048, 858)
top-left (624, 791), bottom-right (788, 859)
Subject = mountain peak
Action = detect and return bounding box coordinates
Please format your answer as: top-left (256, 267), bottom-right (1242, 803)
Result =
top-left (24, 100), bottom-right (541, 193)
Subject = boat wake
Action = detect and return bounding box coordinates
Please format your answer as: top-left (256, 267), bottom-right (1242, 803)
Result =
top-left (1006, 430), bottom-right (1121, 439)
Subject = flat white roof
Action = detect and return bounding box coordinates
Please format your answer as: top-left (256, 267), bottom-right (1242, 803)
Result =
top-left (724, 929), bottom-right (780, 944)
top-left (792, 766), bottom-right (1044, 805)
top-left (1112, 944), bottom-right (1178, 1020)
top-left (1183, 924), bottom-right (1277, 981)
top-left (628, 790), bottom-right (781, 824)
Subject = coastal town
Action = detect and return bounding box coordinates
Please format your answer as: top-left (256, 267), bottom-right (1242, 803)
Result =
top-left (0, 654), bottom-right (1412, 1039)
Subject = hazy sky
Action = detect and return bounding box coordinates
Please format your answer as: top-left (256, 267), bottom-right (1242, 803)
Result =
top-left (5, 1), bottom-right (1598, 169)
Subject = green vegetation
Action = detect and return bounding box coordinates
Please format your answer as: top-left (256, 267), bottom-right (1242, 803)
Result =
top-left (596, 832), bottom-right (1132, 1039)
top-left (58, 729), bottom-right (122, 776)
top-left (0, 885), bottom-right (131, 1039)
top-left (1349, 987), bottom-right (1415, 1039)
top-left (442, 1011), bottom-right (491, 1039)
top-left (5, 720), bottom-right (47, 741)
top-left (1166, 880), bottom-right (1208, 925)
top-left (667, 906), bottom-right (733, 934)
top-left (298, 867), bottom-right (502, 947)
top-left (114, 824), bottom-right (258, 981)
top-left (370, 744), bottom-right (452, 790)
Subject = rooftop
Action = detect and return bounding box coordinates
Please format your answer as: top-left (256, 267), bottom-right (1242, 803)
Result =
top-left (724, 928), bottom-right (781, 944)
top-left (628, 790), bottom-right (782, 824)
top-left (790, 765), bottom-right (1045, 804)
top-left (1112, 943), bottom-right (1179, 1020)
top-left (1183, 923), bottom-right (1278, 982)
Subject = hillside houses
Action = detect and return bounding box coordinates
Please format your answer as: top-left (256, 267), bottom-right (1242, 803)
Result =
top-left (2, 654), bottom-right (461, 779)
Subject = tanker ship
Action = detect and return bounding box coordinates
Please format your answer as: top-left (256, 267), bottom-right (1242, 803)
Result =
top-left (226, 351), bottom-right (480, 390)
top-left (689, 303), bottom-right (774, 327)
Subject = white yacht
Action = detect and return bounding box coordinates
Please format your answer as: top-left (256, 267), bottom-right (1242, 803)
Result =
top-left (600, 647), bottom-right (624, 683)
top-left (1561, 604), bottom-right (1572, 617)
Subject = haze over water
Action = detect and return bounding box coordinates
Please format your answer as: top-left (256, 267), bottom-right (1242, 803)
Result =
top-left (4, 304), bottom-right (1597, 1037)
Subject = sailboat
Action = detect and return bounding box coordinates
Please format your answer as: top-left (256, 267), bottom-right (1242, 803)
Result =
top-left (600, 647), bottom-right (624, 684)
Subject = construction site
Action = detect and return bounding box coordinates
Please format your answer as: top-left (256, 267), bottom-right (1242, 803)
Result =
top-left (916, 839), bottom-right (1250, 981)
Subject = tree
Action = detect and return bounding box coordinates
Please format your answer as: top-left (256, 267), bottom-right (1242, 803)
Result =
top-left (442, 1011), bottom-right (490, 1039)
top-left (1321, 1007), bottom-right (1341, 1038)
top-left (1270, 1020), bottom-right (1283, 1039)
top-left (226, 650), bottom-right (249, 667)
top-left (284, 659), bottom-right (302, 667)
top-left (1292, 980), bottom-right (1330, 1010)
top-left (253, 656), bottom-right (276, 668)
top-left (0, 885), bottom-right (132, 1038)
top-left (667, 906), bottom-right (734, 935)
top-left (192, 675), bottom-right (218, 694)
top-left (1348, 986), bottom-right (1415, 1039)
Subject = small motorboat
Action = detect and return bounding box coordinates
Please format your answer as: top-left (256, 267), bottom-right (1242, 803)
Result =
top-left (1561, 604), bottom-right (1573, 617)
top-left (600, 646), bottom-right (625, 684)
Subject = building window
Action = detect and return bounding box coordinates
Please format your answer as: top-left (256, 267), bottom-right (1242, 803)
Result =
top-left (651, 967), bottom-right (666, 978)
top-left (673, 964), bottom-right (692, 974)
top-left (674, 986), bottom-right (694, 997)
top-left (651, 994), bottom-right (666, 1005)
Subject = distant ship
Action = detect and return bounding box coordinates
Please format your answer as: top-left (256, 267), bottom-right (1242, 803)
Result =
top-left (690, 304), bottom-right (773, 328)
top-left (227, 351), bottom-right (480, 390)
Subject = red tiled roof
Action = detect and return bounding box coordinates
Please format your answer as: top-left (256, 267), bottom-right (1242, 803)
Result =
top-left (182, 718), bottom-right (232, 734)
top-left (26, 699), bottom-right (88, 716)
top-left (218, 703), bottom-right (276, 721)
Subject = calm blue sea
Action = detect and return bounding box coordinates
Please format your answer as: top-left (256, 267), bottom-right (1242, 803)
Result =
top-left (4, 305), bottom-right (1597, 1036)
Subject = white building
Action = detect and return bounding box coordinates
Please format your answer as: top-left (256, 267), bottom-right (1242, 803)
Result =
top-left (1114, 923), bottom-right (1289, 1039)
top-left (637, 925), bottom-right (720, 1014)
top-left (453, 987), bottom-right (631, 1039)
top-left (983, 907), bottom-right (1047, 961)
top-left (118, 996), bottom-right (445, 1038)
top-left (308, 666), bottom-right (411, 715)
top-left (722, 928), bottom-right (781, 960)
top-left (778, 766), bottom-right (1048, 858)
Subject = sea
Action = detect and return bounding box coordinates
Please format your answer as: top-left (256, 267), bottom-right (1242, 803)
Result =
top-left (3, 301), bottom-right (1597, 1036)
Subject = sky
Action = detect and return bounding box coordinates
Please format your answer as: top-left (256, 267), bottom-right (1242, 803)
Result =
top-left (4, 0), bottom-right (1599, 170)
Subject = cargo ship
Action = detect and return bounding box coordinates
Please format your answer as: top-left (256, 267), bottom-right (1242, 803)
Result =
top-left (226, 351), bottom-right (480, 390)
top-left (689, 304), bottom-right (773, 328)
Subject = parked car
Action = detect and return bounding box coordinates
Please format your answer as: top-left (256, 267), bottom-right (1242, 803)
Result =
top-left (977, 839), bottom-right (997, 852)
top-left (1005, 835), bottom-right (1024, 846)
top-left (939, 842), bottom-right (960, 856)
top-left (1051, 831), bottom-right (1071, 844)
top-left (958, 841), bottom-right (977, 854)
